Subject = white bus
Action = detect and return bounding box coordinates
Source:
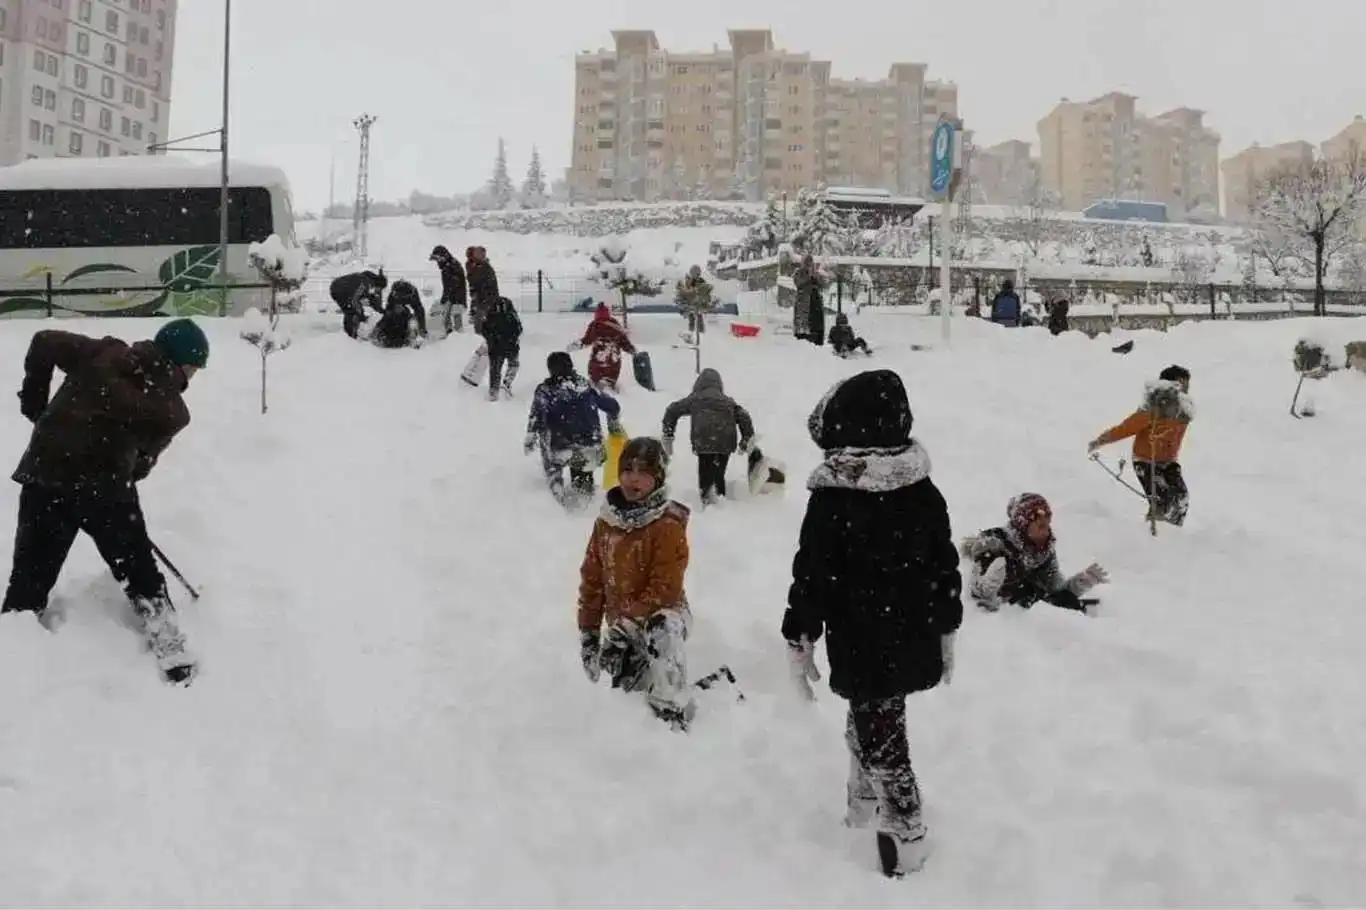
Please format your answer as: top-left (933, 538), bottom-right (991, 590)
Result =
top-left (0, 156), bottom-right (298, 319)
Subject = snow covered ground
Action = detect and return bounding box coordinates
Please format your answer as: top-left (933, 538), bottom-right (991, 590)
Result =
top-left (1, 311), bottom-right (1364, 905)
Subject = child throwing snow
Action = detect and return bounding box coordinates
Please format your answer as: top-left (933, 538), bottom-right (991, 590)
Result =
top-left (660, 368), bottom-right (755, 505)
top-left (828, 312), bottom-right (872, 357)
top-left (1089, 365), bottom-right (1194, 526)
top-left (578, 437), bottom-right (695, 731)
top-left (782, 369), bottom-right (962, 877)
top-left (961, 494), bottom-right (1108, 615)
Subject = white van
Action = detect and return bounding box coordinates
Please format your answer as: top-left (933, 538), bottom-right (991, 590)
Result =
top-left (0, 155), bottom-right (298, 318)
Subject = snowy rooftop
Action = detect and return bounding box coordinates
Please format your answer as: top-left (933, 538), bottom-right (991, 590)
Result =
top-left (0, 155), bottom-right (291, 191)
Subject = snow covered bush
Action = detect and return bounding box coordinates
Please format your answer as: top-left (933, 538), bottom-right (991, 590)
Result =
top-left (240, 305), bottom-right (292, 415)
top-left (248, 234), bottom-right (308, 315)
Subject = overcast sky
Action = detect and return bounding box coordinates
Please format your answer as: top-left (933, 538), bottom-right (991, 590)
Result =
top-left (169, 0), bottom-right (1365, 212)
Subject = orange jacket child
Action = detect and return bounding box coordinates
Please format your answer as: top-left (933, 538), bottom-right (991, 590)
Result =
top-left (577, 437), bottom-right (695, 729)
top-left (1089, 366), bottom-right (1194, 526)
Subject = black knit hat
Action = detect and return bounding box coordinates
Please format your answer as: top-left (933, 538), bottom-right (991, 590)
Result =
top-left (546, 351), bottom-right (574, 377)
top-left (807, 369), bottom-right (913, 450)
top-left (619, 436), bottom-right (668, 485)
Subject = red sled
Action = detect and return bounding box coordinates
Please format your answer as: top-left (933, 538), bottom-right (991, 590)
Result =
top-left (730, 322), bottom-right (761, 338)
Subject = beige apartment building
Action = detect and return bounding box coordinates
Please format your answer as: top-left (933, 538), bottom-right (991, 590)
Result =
top-left (1037, 92), bottom-right (1220, 219)
top-left (568, 29), bottom-right (958, 203)
top-left (969, 138), bottom-right (1037, 205)
top-left (0, 0), bottom-right (178, 167)
top-left (1220, 140), bottom-right (1314, 222)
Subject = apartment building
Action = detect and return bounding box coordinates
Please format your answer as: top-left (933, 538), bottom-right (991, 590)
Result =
top-left (1220, 140), bottom-right (1314, 222)
top-left (0, 0), bottom-right (177, 167)
top-left (1322, 114), bottom-right (1366, 162)
top-left (1037, 92), bottom-right (1220, 219)
top-left (969, 138), bottom-right (1037, 205)
top-left (568, 29), bottom-right (958, 203)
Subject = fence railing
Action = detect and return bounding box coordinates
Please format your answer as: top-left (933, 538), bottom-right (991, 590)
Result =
top-left (301, 271), bottom-right (683, 314)
top-left (0, 273), bottom-right (275, 319)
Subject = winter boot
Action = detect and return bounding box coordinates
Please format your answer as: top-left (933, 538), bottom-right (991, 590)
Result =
top-left (132, 594), bottom-right (196, 684)
top-left (877, 831), bottom-right (931, 878)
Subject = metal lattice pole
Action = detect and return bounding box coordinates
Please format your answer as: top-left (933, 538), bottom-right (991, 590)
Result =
top-left (352, 114), bottom-right (377, 259)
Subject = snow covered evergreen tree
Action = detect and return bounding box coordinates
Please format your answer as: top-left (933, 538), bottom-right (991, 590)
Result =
top-left (791, 186), bottom-right (841, 255)
top-left (489, 138), bottom-right (515, 210)
top-left (520, 146), bottom-right (548, 209)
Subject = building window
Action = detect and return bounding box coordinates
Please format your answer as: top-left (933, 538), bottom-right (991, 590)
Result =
top-left (139, 26), bottom-right (149, 44)
top-left (147, 133), bottom-right (157, 148)
top-left (72, 98), bottom-right (85, 122)
top-left (42, 124), bottom-right (54, 146)
top-left (100, 75), bottom-right (114, 99)
top-left (70, 132), bottom-right (84, 155)
top-left (77, 31), bottom-right (90, 55)
top-left (120, 116), bottom-right (130, 136)
top-left (46, 55), bottom-right (57, 77)
top-left (154, 39), bottom-right (162, 60)
top-left (123, 85), bottom-right (134, 103)
top-left (125, 53), bottom-right (136, 73)
top-left (33, 49), bottom-right (45, 71)
top-left (104, 43), bottom-right (116, 65)
top-left (0, 7), bottom-right (6, 28)
top-left (135, 89), bottom-right (145, 108)
top-left (155, 9), bottom-right (165, 29)
top-left (31, 85), bottom-right (43, 106)
top-left (29, 120), bottom-right (41, 142)
top-left (75, 64), bottom-right (89, 89)
top-left (79, 0), bottom-right (92, 22)
top-left (151, 100), bottom-right (159, 122)
top-left (132, 121), bottom-right (142, 139)
top-left (97, 141), bottom-right (110, 157)
top-left (99, 108), bottom-right (112, 130)
top-left (106, 11), bottom-right (118, 33)
top-left (136, 58), bottom-right (147, 78)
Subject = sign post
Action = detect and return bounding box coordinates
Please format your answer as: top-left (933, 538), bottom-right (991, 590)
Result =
top-left (930, 118), bottom-right (961, 342)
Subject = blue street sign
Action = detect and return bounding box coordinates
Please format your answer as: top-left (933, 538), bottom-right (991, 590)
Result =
top-left (930, 121), bottom-right (954, 195)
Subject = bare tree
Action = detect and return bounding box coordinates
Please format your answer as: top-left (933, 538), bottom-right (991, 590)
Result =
top-left (1008, 172), bottom-right (1061, 259)
top-left (1253, 149), bottom-right (1366, 315)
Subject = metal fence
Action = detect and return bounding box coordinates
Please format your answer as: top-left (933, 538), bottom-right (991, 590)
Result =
top-left (300, 271), bottom-right (674, 315)
top-left (0, 271), bottom-right (275, 319)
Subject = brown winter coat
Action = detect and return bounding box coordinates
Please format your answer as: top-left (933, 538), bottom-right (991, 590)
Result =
top-left (578, 494), bottom-right (691, 632)
top-left (13, 330), bottom-right (190, 497)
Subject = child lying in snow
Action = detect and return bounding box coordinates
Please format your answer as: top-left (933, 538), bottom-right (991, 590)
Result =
top-left (577, 437), bottom-right (695, 731)
top-left (961, 493), bottom-right (1108, 615)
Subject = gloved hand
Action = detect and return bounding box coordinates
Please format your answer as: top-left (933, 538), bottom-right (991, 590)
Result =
top-left (1068, 562), bottom-right (1109, 594)
top-left (940, 632), bottom-right (956, 685)
top-left (567, 340), bottom-right (584, 352)
top-left (971, 557), bottom-right (1008, 610)
top-left (661, 436), bottom-right (674, 458)
top-left (18, 375), bottom-right (49, 424)
top-left (579, 629), bottom-right (601, 683)
top-left (786, 637), bottom-right (820, 701)
top-left (958, 534), bottom-right (985, 558)
top-left (738, 437), bottom-right (753, 454)
top-left (523, 434), bottom-right (537, 455)
top-left (1087, 439), bottom-right (1102, 454)
top-left (606, 417), bottom-right (623, 437)
top-left (131, 451), bottom-right (157, 483)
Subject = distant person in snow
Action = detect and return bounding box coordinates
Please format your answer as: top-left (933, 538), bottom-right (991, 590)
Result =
top-left (330, 268), bottom-right (387, 339)
top-left (782, 369), bottom-right (960, 877)
top-left (660, 367), bottom-right (755, 505)
top-left (793, 253), bottom-right (826, 345)
top-left (1088, 365), bottom-right (1193, 527)
top-left (466, 246), bottom-right (500, 335)
top-left (371, 280), bottom-right (427, 349)
top-left (577, 436), bottom-right (696, 731)
top-left (828, 312), bottom-right (872, 357)
top-left (429, 245), bottom-right (467, 334)
top-left (1047, 298), bottom-right (1070, 336)
top-left (989, 279), bottom-right (1022, 327)
top-left (2, 320), bottom-right (210, 684)
top-left (524, 351), bottom-right (622, 507)
top-left (570, 303), bottom-right (635, 391)
top-left (480, 296), bottom-right (523, 399)
top-left (961, 493), bottom-right (1107, 616)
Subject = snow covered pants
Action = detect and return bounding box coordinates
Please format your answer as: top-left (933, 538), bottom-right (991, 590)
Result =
top-left (599, 608), bottom-right (694, 725)
top-left (540, 443), bottom-right (603, 502)
top-left (1133, 460), bottom-right (1189, 526)
top-left (697, 453), bottom-right (730, 502)
top-left (488, 344), bottom-right (520, 394)
top-left (844, 696), bottom-right (926, 843)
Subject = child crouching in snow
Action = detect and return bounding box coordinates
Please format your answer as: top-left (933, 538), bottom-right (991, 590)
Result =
top-left (828, 312), bottom-right (872, 357)
top-left (577, 437), bottom-right (695, 731)
top-left (961, 493), bottom-right (1108, 615)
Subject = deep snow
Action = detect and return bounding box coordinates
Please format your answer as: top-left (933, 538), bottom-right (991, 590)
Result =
top-left (1, 310), bottom-right (1364, 906)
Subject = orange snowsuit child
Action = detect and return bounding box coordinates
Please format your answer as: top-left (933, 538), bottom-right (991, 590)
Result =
top-left (1089, 365), bottom-right (1193, 525)
top-left (577, 437), bottom-right (695, 729)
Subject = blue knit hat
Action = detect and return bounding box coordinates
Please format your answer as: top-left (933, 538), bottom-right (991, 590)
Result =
top-left (154, 318), bottom-right (210, 369)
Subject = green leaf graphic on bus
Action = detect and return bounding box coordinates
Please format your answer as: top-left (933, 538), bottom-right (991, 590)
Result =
top-left (0, 297), bottom-right (49, 317)
top-left (158, 245), bottom-right (221, 293)
top-left (61, 263), bottom-right (139, 285)
top-left (168, 289), bottom-right (224, 317)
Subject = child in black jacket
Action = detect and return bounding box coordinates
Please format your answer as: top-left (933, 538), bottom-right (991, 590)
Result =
top-left (961, 493), bottom-right (1108, 615)
top-left (827, 313), bottom-right (872, 357)
top-left (782, 369), bottom-right (961, 877)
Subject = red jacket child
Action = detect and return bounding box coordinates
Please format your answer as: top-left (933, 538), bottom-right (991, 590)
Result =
top-left (573, 303), bottom-right (636, 389)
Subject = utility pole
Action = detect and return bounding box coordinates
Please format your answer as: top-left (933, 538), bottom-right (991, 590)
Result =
top-left (216, 0), bottom-right (232, 315)
top-left (352, 114), bottom-right (377, 259)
